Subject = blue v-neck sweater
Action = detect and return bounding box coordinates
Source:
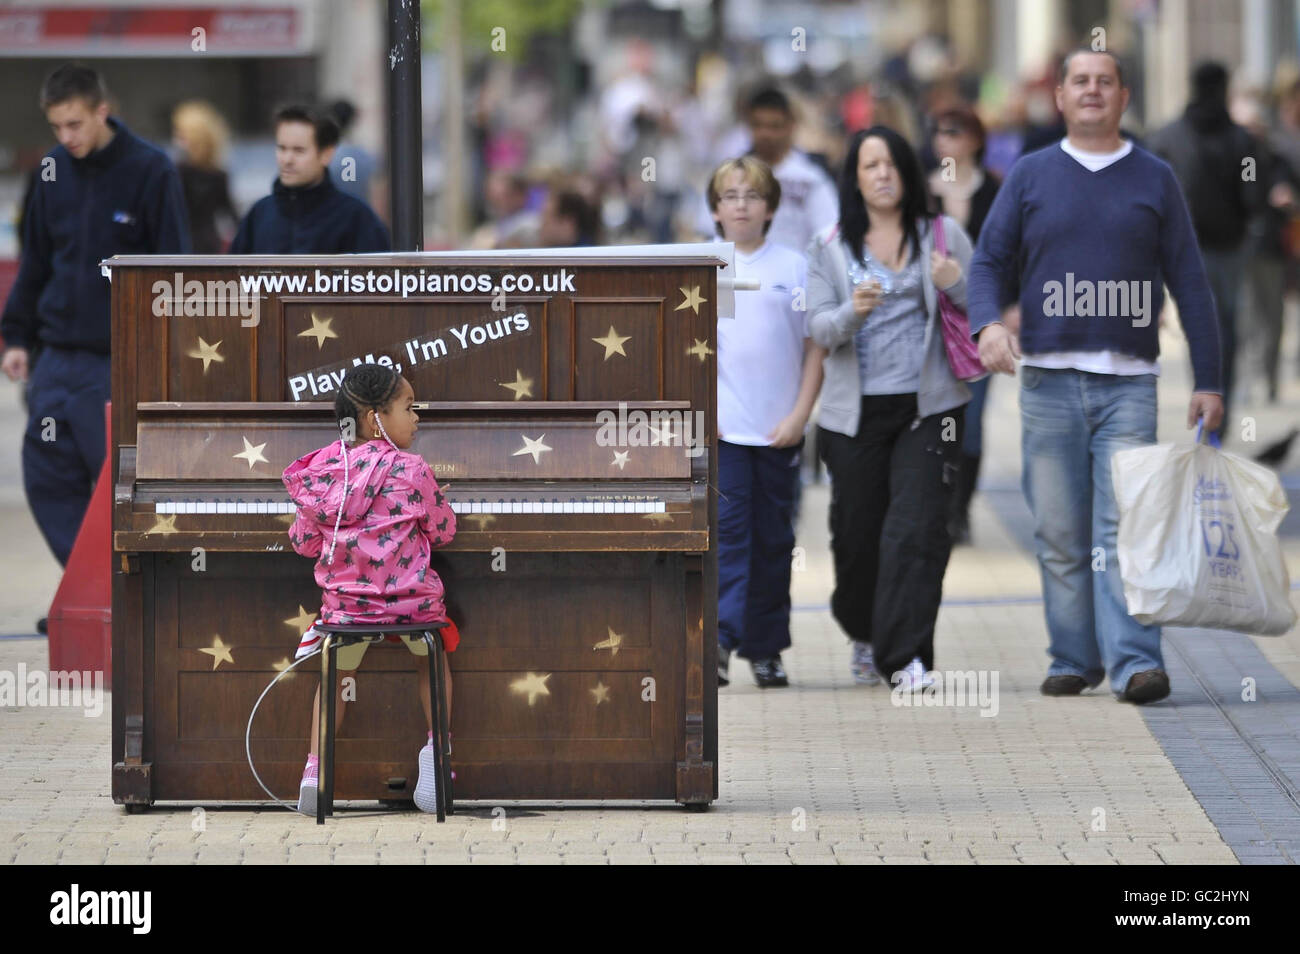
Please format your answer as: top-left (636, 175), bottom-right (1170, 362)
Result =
top-left (967, 142), bottom-right (1222, 393)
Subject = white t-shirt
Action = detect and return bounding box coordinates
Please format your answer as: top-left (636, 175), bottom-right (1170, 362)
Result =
top-left (718, 241), bottom-right (810, 445)
top-left (1021, 138), bottom-right (1159, 377)
top-left (696, 149), bottom-right (839, 255)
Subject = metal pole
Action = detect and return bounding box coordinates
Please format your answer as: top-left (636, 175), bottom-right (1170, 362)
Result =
top-left (387, 0), bottom-right (424, 250)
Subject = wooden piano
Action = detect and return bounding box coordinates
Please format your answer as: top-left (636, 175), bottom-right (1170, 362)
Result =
top-left (107, 249), bottom-right (722, 809)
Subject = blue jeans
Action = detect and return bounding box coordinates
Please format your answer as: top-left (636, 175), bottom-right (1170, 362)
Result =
top-left (718, 440), bottom-right (801, 660)
top-left (1020, 366), bottom-right (1162, 692)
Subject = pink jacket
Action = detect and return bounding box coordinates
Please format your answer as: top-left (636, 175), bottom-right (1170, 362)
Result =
top-left (282, 438), bottom-right (457, 630)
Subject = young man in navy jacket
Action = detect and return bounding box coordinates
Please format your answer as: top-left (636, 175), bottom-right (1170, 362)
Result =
top-left (1, 65), bottom-right (189, 596)
top-left (230, 105), bottom-right (390, 254)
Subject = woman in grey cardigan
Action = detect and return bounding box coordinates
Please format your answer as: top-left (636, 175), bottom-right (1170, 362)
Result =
top-left (806, 125), bottom-right (973, 690)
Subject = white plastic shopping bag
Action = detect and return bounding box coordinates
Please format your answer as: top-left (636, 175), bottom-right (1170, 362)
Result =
top-left (1112, 432), bottom-right (1297, 636)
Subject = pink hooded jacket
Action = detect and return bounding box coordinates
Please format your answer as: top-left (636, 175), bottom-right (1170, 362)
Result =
top-left (282, 438), bottom-right (457, 646)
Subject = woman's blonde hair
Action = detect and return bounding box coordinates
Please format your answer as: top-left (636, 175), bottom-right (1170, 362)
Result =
top-left (706, 156), bottom-right (781, 237)
top-left (172, 100), bottom-right (229, 170)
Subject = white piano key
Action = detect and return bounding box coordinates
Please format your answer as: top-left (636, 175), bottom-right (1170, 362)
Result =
top-left (654, 502), bottom-right (666, 512)
top-left (257, 502), bottom-right (269, 514)
top-left (512, 502), bottom-right (522, 514)
top-left (236, 502), bottom-right (248, 514)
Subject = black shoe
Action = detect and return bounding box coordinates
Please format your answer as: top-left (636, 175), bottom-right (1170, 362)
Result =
top-left (1040, 674), bottom-right (1090, 696)
top-left (36, 617), bottom-right (48, 635)
top-left (718, 644), bottom-right (731, 687)
top-left (752, 655), bottom-right (789, 688)
top-left (1121, 669), bottom-right (1170, 704)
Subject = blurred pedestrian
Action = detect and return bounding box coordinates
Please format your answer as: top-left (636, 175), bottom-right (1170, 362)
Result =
top-left (1234, 89), bottom-right (1300, 404)
top-left (969, 50), bottom-right (1223, 705)
top-left (326, 99), bottom-right (383, 212)
top-left (807, 125), bottom-right (973, 691)
top-left (927, 105), bottom-right (1009, 545)
top-left (694, 86), bottom-right (838, 255)
top-left (1149, 62), bottom-right (1262, 431)
top-left (709, 156), bottom-right (825, 689)
top-left (1, 65), bottom-right (189, 617)
top-left (229, 105), bottom-right (389, 254)
top-left (171, 100), bottom-right (238, 254)
top-left (538, 186), bottom-right (600, 247)
top-left (469, 170), bottom-right (539, 249)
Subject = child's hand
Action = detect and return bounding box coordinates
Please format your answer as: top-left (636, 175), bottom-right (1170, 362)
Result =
top-left (768, 412), bottom-right (807, 448)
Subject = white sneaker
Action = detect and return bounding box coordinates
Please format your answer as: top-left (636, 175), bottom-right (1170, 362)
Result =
top-left (414, 743), bottom-right (439, 814)
top-left (894, 657), bottom-right (935, 691)
top-left (850, 641), bottom-right (882, 685)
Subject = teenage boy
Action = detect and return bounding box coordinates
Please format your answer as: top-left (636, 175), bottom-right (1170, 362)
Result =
top-left (710, 156), bottom-right (826, 688)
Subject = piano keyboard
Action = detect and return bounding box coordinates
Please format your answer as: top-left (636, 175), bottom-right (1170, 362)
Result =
top-left (153, 499), bottom-right (667, 515)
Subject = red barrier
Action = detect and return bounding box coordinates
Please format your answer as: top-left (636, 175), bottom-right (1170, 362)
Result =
top-left (47, 402), bottom-right (112, 679)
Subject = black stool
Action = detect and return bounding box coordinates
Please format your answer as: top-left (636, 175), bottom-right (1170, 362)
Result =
top-left (315, 623), bottom-right (453, 824)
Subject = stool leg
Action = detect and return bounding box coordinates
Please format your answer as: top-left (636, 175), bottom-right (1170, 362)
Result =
top-left (325, 637), bottom-right (339, 819)
top-left (432, 634), bottom-right (454, 815)
top-left (317, 635), bottom-right (332, 825)
top-left (421, 632), bottom-right (445, 822)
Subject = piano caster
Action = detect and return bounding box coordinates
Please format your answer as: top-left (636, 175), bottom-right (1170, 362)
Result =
top-left (684, 802), bottom-right (709, 813)
top-left (123, 803), bottom-right (151, 814)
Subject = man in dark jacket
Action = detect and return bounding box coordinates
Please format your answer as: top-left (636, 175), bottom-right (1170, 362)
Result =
top-left (230, 105), bottom-right (390, 254)
top-left (1, 64), bottom-right (189, 579)
top-left (1149, 62), bottom-right (1263, 433)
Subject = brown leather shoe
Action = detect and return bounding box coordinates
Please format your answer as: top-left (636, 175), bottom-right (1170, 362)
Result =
top-left (1040, 675), bottom-right (1089, 695)
top-left (1121, 669), bottom-right (1170, 704)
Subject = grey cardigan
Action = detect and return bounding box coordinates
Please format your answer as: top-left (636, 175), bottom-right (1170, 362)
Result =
top-left (806, 214), bottom-right (973, 436)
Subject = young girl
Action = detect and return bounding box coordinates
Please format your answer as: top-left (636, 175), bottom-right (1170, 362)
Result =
top-left (281, 363), bottom-right (457, 816)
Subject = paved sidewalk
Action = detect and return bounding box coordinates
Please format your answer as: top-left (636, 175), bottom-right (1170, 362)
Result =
top-left (2, 315), bottom-right (1298, 863)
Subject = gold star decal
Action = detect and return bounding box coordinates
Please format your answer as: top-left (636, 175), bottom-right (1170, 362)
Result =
top-left (591, 325), bottom-right (630, 360)
top-left (512, 433), bottom-right (553, 465)
top-left (233, 436), bottom-right (269, 470)
top-left (686, 338), bottom-right (714, 363)
top-left (199, 635), bottom-right (234, 670)
top-left (499, 369), bottom-right (534, 400)
top-left (271, 657), bottom-right (297, 681)
top-left (284, 605), bottom-right (317, 636)
top-left (465, 514), bottom-right (497, 530)
top-left (593, 627), bottom-right (624, 656)
top-left (510, 672), bottom-right (552, 706)
top-left (675, 285), bottom-right (706, 315)
top-left (644, 512), bottom-right (674, 524)
top-left (187, 337), bottom-right (225, 373)
top-left (611, 450), bottom-right (630, 470)
top-left (146, 514), bottom-right (178, 536)
top-left (298, 312), bottom-right (339, 349)
top-left (590, 681), bottom-right (611, 705)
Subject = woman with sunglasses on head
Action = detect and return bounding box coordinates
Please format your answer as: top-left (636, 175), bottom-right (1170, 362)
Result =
top-left (928, 105), bottom-right (1014, 546)
top-left (807, 125), bottom-right (974, 691)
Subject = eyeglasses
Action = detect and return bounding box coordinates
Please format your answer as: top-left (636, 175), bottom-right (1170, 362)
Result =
top-left (719, 190), bottom-right (765, 206)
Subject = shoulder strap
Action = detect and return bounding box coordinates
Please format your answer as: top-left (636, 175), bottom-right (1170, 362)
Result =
top-left (932, 216), bottom-right (947, 255)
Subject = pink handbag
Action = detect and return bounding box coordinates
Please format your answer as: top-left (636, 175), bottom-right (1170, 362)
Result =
top-left (932, 217), bottom-right (987, 383)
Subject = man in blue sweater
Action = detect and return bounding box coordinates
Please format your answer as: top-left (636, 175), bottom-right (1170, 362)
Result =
top-left (2, 65), bottom-right (189, 584)
top-left (968, 50), bottom-right (1224, 705)
top-left (229, 105), bottom-right (390, 254)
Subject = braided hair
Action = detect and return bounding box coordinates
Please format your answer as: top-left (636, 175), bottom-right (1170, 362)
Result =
top-left (324, 363), bottom-right (403, 564)
top-left (335, 362), bottom-right (402, 439)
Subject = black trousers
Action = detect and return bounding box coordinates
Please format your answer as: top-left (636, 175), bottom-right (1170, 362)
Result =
top-left (818, 394), bottom-right (963, 677)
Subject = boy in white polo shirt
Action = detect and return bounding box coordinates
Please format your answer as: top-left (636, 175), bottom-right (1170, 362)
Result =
top-left (710, 156), bottom-right (826, 688)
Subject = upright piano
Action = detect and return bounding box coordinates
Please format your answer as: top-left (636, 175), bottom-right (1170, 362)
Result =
top-left (107, 249), bottom-right (722, 808)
